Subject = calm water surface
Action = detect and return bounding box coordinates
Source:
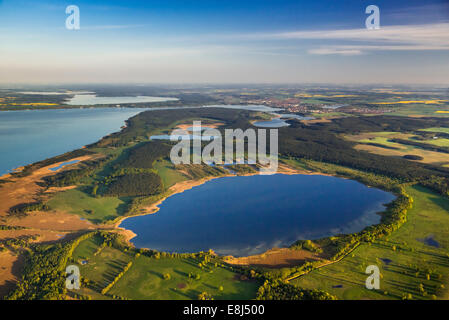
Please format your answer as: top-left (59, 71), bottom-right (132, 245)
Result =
top-left (65, 94), bottom-right (178, 106)
top-left (120, 174), bottom-right (395, 256)
top-left (0, 108), bottom-right (148, 175)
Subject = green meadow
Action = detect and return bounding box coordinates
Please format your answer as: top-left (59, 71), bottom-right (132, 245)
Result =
top-left (420, 127), bottom-right (449, 134)
top-left (345, 131), bottom-right (449, 166)
top-left (69, 234), bottom-right (261, 300)
top-left (47, 188), bottom-right (129, 223)
top-left (354, 131), bottom-right (449, 149)
top-left (423, 138), bottom-right (449, 147)
top-left (291, 185), bottom-right (449, 300)
top-left (390, 104), bottom-right (449, 117)
top-left (71, 234), bottom-right (135, 291)
top-left (153, 159), bottom-right (188, 188)
top-left (108, 255), bottom-right (261, 300)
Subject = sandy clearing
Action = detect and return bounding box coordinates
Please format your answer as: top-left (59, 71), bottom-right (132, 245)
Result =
top-left (225, 247), bottom-right (324, 268)
top-left (0, 155), bottom-right (99, 247)
top-left (0, 155), bottom-right (95, 218)
top-left (0, 250), bottom-right (25, 298)
top-left (44, 185), bottom-right (77, 194)
top-left (7, 210), bottom-right (95, 232)
top-left (0, 229), bottom-right (69, 243)
top-left (176, 122), bottom-right (224, 130)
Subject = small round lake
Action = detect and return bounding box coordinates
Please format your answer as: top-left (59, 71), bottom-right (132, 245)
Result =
top-left (120, 174), bottom-right (395, 257)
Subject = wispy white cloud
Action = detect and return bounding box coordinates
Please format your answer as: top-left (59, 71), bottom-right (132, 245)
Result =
top-left (307, 48), bottom-right (363, 56)
top-left (309, 44), bottom-right (449, 56)
top-left (274, 23), bottom-right (448, 44)
top-left (271, 23), bottom-right (449, 55)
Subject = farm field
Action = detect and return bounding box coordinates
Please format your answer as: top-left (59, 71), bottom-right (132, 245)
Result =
top-left (71, 234), bottom-right (135, 292)
top-left (420, 128), bottom-right (449, 134)
top-left (345, 131), bottom-right (449, 166)
top-left (423, 139), bottom-right (449, 147)
top-left (354, 144), bottom-right (449, 166)
top-left (108, 255), bottom-right (261, 300)
top-left (69, 233), bottom-right (261, 300)
top-left (347, 131), bottom-right (449, 147)
top-left (291, 185), bottom-right (449, 300)
top-left (389, 104), bottom-right (449, 117)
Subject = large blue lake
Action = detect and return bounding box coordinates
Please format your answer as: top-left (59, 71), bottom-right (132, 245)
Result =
top-left (120, 174), bottom-right (395, 257)
top-left (0, 108), bottom-right (148, 175)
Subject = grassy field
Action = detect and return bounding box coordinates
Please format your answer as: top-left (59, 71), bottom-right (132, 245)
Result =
top-left (348, 131), bottom-right (449, 148)
top-left (355, 144), bottom-right (449, 166)
top-left (422, 138), bottom-right (449, 147)
top-left (154, 159), bottom-right (188, 188)
top-left (47, 188), bottom-right (129, 224)
top-left (358, 136), bottom-right (400, 148)
top-left (108, 255), bottom-right (261, 300)
top-left (69, 234), bottom-right (261, 300)
top-left (420, 127), bottom-right (449, 134)
top-left (345, 131), bottom-right (449, 166)
top-left (71, 234), bottom-right (135, 291)
top-left (390, 104), bottom-right (449, 117)
top-left (291, 185), bottom-right (449, 300)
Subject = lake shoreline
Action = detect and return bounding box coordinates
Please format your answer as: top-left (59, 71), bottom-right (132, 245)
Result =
top-left (114, 165), bottom-right (335, 246)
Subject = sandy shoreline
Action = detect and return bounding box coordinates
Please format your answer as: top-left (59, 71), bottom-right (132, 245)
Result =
top-left (0, 155), bottom-right (92, 181)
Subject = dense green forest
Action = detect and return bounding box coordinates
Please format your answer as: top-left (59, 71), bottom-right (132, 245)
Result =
top-left (90, 108), bottom-right (261, 148)
top-left (103, 172), bottom-right (164, 197)
top-left (39, 156), bottom-right (112, 188)
top-left (7, 232), bottom-right (95, 300)
top-left (114, 141), bottom-right (172, 169)
top-left (8, 202), bottom-right (49, 217)
top-left (256, 280), bottom-right (337, 300)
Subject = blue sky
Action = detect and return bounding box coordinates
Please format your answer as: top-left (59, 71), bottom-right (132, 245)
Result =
top-left (0, 0), bottom-right (448, 84)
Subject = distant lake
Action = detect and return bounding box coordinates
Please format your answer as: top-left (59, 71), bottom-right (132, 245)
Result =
top-left (120, 174), bottom-right (395, 256)
top-left (0, 108), bottom-right (148, 175)
top-left (65, 94), bottom-right (178, 106)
